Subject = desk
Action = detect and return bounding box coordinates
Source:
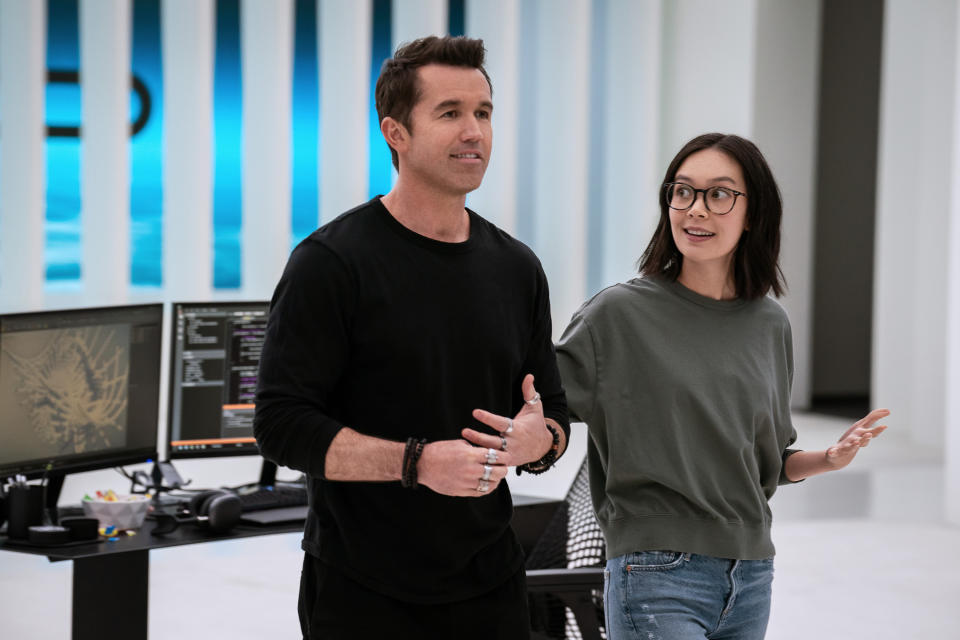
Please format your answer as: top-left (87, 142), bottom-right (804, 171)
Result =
top-left (0, 519), bottom-right (303, 640)
top-left (1, 494), bottom-right (560, 640)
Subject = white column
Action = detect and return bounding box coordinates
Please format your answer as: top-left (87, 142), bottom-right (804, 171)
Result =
top-left (162, 0), bottom-right (215, 299)
top-left (464, 0), bottom-right (519, 233)
top-left (241, 0), bottom-right (294, 298)
top-left (752, 0), bottom-right (821, 408)
top-left (319, 0), bottom-right (371, 223)
top-left (531, 0), bottom-right (591, 335)
top-left (0, 0), bottom-right (46, 313)
top-left (944, 2), bottom-right (960, 525)
top-left (392, 0), bottom-right (446, 46)
top-left (874, 0), bottom-right (954, 448)
top-left (598, 0), bottom-right (662, 288)
top-left (80, 0), bottom-right (131, 305)
top-left (659, 0), bottom-right (758, 158)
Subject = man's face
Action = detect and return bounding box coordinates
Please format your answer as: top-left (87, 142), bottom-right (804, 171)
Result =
top-left (397, 64), bottom-right (493, 196)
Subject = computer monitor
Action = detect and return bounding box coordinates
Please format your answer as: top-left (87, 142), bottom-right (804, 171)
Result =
top-left (0, 304), bottom-right (163, 501)
top-left (166, 301), bottom-right (269, 466)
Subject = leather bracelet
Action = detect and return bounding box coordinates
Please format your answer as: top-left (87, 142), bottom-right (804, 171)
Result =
top-left (401, 438), bottom-right (427, 489)
top-left (517, 423), bottom-right (560, 475)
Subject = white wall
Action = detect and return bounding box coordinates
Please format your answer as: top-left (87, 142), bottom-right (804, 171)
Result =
top-left (319, 0), bottom-right (372, 224)
top-left (873, 0), bottom-right (960, 524)
top-left (874, 0), bottom-right (956, 451)
top-left (595, 0), bottom-right (662, 289)
top-left (241, 0), bottom-right (294, 299)
top-left (530, 0), bottom-right (592, 331)
top-left (80, 0), bottom-right (131, 306)
top-left (162, 0), bottom-right (215, 300)
top-left (0, 0), bottom-right (46, 314)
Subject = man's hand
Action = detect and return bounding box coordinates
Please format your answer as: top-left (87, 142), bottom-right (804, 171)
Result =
top-left (462, 374), bottom-right (554, 466)
top-left (417, 439), bottom-right (510, 497)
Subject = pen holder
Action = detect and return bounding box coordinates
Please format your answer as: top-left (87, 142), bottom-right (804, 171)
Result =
top-left (6, 485), bottom-right (45, 539)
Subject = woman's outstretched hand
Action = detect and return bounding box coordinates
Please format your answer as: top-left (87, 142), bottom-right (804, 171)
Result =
top-left (824, 408), bottom-right (890, 470)
top-left (783, 408), bottom-right (890, 482)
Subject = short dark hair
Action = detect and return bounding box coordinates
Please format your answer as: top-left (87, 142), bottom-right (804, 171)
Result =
top-left (637, 133), bottom-right (786, 299)
top-left (375, 35), bottom-right (491, 170)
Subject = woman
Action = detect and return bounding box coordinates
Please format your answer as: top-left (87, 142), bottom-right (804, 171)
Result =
top-left (556, 133), bottom-right (888, 639)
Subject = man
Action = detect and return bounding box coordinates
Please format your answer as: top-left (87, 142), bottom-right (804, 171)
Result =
top-left (254, 35), bottom-right (569, 639)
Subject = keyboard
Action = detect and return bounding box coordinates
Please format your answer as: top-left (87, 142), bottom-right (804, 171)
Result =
top-left (234, 485), bottom-right (308, 513)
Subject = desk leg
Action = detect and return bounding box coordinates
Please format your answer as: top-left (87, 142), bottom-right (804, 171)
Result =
top-left (72, 550), bottom-right (149, 640)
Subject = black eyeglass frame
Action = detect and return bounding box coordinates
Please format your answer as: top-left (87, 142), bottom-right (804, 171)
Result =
top-left (662, 182), bottom-right (747, 215)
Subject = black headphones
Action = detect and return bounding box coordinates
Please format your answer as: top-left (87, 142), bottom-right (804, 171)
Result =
top-left (151, 490), bottom-right (241, 535)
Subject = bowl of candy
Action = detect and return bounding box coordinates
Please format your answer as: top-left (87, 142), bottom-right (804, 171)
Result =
top-left (82, 491), bottom-right (151, 531)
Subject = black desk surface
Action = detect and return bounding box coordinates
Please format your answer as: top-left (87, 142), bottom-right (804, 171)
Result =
top-left (0, 518), bottom-right (304, 561)
top-left (1, 492), bottom-right (559, 560)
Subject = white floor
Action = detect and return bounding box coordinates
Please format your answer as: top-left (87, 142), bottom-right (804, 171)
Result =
top-left (1, 412), bottom-right (957, 639)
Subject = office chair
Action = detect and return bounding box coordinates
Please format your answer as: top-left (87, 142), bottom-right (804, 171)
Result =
top-left (525, 457), bottom-right (606, 640)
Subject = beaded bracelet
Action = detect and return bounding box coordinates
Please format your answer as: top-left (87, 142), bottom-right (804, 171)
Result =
top-left (401, 437), bottom-right (427, 489)
top-left (517, 423), bottom-right (560, 475)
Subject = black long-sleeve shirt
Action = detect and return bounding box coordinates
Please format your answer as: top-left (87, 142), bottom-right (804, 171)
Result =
top-left (254, 197), bottom-right (569, 603)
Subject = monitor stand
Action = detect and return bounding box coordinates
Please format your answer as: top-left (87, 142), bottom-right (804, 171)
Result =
top-left (147, 461), bottom-right (190, 512)
top-left (232, 458), bottom-right (279, 492)
top-left (258, 459), bottom-right (278, 488)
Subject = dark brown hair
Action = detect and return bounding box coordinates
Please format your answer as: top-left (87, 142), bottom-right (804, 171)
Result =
top-left (375, 35), bottom-right (491, 170)
top-left (637, 133), bottom-right (786, 299)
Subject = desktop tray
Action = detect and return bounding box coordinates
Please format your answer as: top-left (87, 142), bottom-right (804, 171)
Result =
top-left (1, 535), bottom-right (106, 550)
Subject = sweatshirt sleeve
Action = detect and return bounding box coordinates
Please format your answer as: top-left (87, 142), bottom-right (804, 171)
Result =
top-left (777, 315), bottom-right (803, 485)
top-left (555, 310), bottom-right (598, 425)
top-left (253, 240), bottom-right (353, 479)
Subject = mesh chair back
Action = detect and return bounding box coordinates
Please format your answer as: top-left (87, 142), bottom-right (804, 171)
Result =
top-left (526, 457), bottom-right (606, 640)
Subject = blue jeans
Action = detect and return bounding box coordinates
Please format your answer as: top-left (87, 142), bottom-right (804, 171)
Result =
top-left (604, 551), bottom-right (774, 640)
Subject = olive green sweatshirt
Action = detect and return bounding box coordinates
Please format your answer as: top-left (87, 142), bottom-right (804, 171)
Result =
top-left (556, 277), bottom-right (799, 560)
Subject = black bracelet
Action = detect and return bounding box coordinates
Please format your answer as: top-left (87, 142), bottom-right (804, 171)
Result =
top-left (401, 438), bottom-right (427, 489)
top-left (517, 423), bottom-right (560, 475)
top-left (401, 438), bottom-right (415, 488)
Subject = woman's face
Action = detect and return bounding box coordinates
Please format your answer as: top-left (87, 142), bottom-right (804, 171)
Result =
top-left (668, 148), bottom-right (749, 275)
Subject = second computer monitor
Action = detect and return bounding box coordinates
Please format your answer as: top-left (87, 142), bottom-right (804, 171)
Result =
top-left (167, 301), bottom-right (269, 459)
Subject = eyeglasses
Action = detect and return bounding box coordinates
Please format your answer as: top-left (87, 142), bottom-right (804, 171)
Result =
top-left (663, 182), bottom-right (746, 215)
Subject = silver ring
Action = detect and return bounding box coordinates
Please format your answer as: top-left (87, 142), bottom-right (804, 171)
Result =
top-left (477, 480), bottom-right (490, 493)
top-left (500, 435), bottom-right (507, 451)
top-left (525, 392), bottom-right (541, 406)
top-left (481, 464), bottom-right (493, 481)
top-left (486, 448), bottom-right (498, 464)
top-left (505, 418), bottom-right (514, 434)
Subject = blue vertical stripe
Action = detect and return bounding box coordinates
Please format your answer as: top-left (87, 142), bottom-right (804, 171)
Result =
top-left (368, 0), bottom-right (392, 199)
top-left (292, 0), bottom-right (319, 243)
top-left (515, 0), bottom-right (537, 248)
top-left (131, 0), bottom-right (163, 288)
top-left (45, 0), bottom-right (82, 285)
top-left (448, 0), bottom-right (465, 36)
top-left (213, 0), bottom-right (243, 289)
top-left (587, 0), bottom-right (607, 295)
